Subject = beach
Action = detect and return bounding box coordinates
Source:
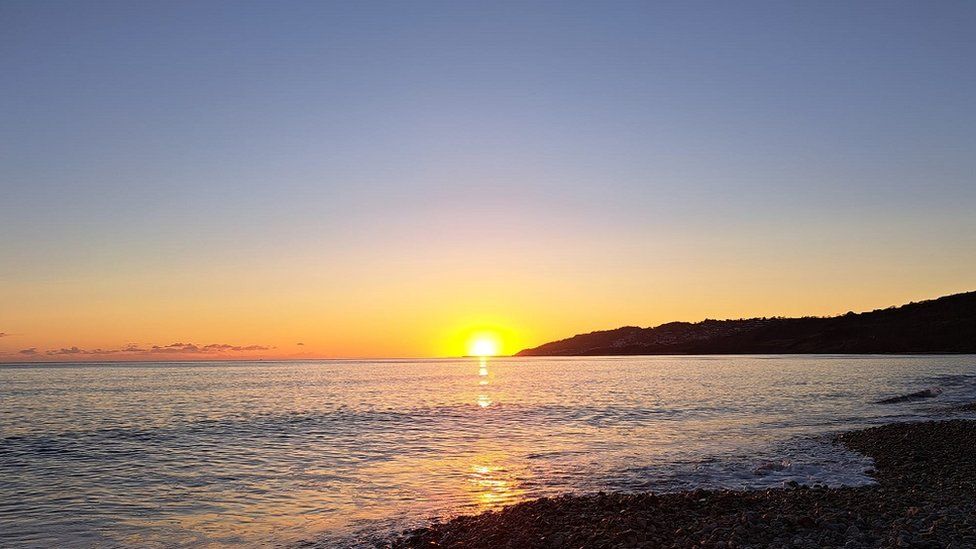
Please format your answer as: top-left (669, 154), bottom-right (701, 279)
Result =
top-left (384, 418), bottom-right (976, 548)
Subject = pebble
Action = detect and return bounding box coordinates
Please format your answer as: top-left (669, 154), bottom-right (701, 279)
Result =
top-left (379, 419), bottom-right (976, 548)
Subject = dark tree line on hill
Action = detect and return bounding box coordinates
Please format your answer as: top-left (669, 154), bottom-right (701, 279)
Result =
top-left (516, 291), bottom-right (976, 356)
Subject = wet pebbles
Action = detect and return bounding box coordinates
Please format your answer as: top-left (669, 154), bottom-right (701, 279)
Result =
top-left (384, 420), bottom-right (976, 548)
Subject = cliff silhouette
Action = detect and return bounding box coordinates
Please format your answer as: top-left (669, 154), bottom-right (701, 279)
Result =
top-left (517, 291), bottom-right (976, 356)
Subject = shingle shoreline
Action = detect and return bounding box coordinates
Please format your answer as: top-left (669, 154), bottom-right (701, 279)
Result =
top-left (384, 420), bottom-right (976, 548)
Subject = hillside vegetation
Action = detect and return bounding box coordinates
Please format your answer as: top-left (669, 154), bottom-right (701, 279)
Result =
top-left (517, 291), bottom-right (976, 356)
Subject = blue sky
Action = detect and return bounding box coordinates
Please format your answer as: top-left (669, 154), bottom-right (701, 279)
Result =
top-left (2, 1), bottom-right (975, 357)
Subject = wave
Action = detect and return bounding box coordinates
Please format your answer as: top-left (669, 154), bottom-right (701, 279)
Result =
top-left (875, 386), bottom-right (943, 404)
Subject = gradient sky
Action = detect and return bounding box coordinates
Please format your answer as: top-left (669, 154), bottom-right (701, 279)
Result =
top-left (2, 1), bottom-right (975, 360)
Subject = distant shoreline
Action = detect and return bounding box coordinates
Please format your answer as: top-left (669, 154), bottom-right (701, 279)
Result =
top-left (517, 290), bottom-right (976, 356)
top-left (382, 416), bottom-right (976, 548)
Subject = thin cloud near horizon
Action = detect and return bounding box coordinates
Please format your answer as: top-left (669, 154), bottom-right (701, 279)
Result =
top-left (10, 342), bottom-right (276, 357)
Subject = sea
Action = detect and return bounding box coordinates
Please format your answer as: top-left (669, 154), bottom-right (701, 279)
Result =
top-left (2, 355), bottom-right (975, 547)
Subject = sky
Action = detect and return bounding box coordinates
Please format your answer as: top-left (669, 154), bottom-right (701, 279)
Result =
top-left (2, 1), bottom-right (975, 360)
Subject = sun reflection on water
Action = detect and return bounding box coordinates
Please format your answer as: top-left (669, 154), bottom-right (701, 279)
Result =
top-left (467, 457), bottom-right (524, 509)
top-left (477, 357), bottom-right (492, 408)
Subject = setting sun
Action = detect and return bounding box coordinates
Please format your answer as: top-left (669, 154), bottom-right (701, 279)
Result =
top-left (468, 336), bottom-right (500, 357)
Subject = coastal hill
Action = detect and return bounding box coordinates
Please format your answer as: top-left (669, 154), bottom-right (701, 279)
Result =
top-left (516, 291), bottom-right (976, 356)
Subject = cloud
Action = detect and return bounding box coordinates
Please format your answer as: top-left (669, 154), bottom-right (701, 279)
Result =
top-left (0, 333), bottom-right (9, 338)
top-left (19, 348), bottom-right (37, 355)
top-left (296, 342), bottom-right (305, 346)
top-left (203, 344), bottom-right (234, 351)
top-left (146, 343), bottom-right (272, 353)
top-left (45, 347), bottom-right (129, 356)
top-left (208, 343), bottom-right (273, 352)
top-left (36, 342), bottom-right (275, 357)
top-left (47, 346), bottom-right (84, 355)
top-left (151, 343), bottom-right (200, 353)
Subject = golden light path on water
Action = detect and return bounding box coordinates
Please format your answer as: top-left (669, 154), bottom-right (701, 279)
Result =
top-left (469, 357), bottom-right (523, 509)
top-left (477, 358), bottom-right (492, 408)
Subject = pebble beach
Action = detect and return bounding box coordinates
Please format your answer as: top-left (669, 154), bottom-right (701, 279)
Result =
top-left (385, 419), bottom-right (976, 548)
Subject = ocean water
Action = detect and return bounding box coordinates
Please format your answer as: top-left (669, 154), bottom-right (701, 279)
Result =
top-left (2, 355), bottom-right (975, 547)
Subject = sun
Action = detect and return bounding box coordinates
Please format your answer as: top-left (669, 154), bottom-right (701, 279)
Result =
top-left (468, 336), bottom-right (500, 357)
